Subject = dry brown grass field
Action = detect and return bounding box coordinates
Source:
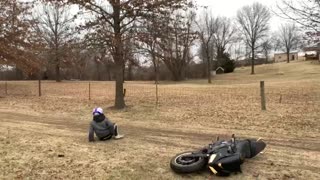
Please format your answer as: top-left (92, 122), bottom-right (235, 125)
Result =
top-left (0, 60), bottom-right (319, 179)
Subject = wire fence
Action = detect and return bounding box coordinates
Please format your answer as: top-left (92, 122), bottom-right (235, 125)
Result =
top-left (0, 80), bottom-right (319, 109)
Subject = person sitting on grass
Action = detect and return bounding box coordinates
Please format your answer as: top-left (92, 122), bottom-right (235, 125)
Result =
top-left (88, 107), bottom-right (124, 142)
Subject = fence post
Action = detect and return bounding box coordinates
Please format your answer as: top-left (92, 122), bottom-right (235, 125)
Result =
top-left (89, 81), bottom-right (91, 100)
top-left (38, 70), bottom-right (42, 97)
top-left (156, 82), bottom-right (159, 106)
top-left (279, 94), bottom-right (282, 103)
top-left (38, 79), bottom-right (41, 97)
top-left (260, 81), bottom-right (266, 110)
top-left (155, 57), bottom-right (160, 106)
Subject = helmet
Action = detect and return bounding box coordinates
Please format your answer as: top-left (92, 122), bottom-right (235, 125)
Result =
top-left (92, 107), bottom-right (103, 116)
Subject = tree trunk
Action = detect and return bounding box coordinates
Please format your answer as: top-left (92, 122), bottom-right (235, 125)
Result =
top-left (152, 54), bottom-right (158, 83)
top-left (207, 57), bottom-right (212, 83)
top-left (105, 64), bottom-right (112, 81)
top-left (182, 65), bottom-right (187, 80)
top-left (202, 62), bottom-right (207, 78)
top-left (287, 50), bottom-right (290, 63)
top-left (114, 64), bottom-right (125, 108)
top-left (107, 68), bottom-right (112, 81)
top-left (217, 48), bottom-right (224, 67)
top-left (55, 62), bottom-right (61, 82)
top-left (165, 59), bottom-right (184, 81)
top-left (122, 62), bottom-right (125, 83)
top-left (265, 52), bottom-right (268, 64)
top-left (172, 71), bottom-right (180, 81)
top-left (185, 62), bottom-right (189, 79)
top-left (155, 56), bottom-right (159, 105)
top-left (96, 63), bottom-right (101, 81)
top-left (127, 62), bottom-right (133, 81)
top-left (182, 66), bottom-right (186, 80)
top-left (113, 2), bottom-right (125, 109)
top-left (15, 68), bottom-right (23, 80)
top-left (172, 67), bottom-right (185, 81)
top-left (168, 66), bottom-right (182, 81)
top-left (79, 72), bottom-right (82, 80)
top-left (251, 47), bottom-right (255, 75)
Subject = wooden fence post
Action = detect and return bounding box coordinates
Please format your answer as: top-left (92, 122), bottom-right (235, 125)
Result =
top-left (279, 94), bottom-right (282, 103)
top-left (156, 83), bottom-right (159, 106)
top-left (38, 79), bottom-right (41, 97)
top-left (38, 70), bottom-right (42, 97)
top-left (4, 64), bottom-right (8, 95)
top-left (155, 57), bottom-right (159, 106)
top-left (260, 81), bottom-right (266, 110)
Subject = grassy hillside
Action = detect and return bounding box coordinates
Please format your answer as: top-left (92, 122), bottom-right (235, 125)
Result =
top-left (179, 60), bottom-right (320, 85)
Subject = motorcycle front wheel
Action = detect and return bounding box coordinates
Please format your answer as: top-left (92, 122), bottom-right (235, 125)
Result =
top-left (170, 151), bottom-right (207, 173)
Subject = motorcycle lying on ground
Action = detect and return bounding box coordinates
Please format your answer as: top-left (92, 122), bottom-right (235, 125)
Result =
top-left (170, 134), bottom-right (266, 176)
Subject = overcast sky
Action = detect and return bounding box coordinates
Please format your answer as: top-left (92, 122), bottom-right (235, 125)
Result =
top-left (195, 0), bottom-right (285, 31)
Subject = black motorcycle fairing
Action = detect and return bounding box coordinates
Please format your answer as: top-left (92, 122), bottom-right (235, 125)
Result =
top-left (207, 140), bottom-right (245, 176)
top-left (210, 153), bottom-right (243, 176)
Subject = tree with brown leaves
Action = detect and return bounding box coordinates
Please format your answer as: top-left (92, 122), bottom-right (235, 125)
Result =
top-left (0, 0), bottom-right (41, 74)
top-left (44, 0), bottom-right (193, 109)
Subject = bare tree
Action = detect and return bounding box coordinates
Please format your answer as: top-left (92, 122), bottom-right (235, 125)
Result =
top-left (33, 2), bottom-right (76, 82)
top-left (197, 42), bottom-right (215, 78)
top-left (214, 17), bottom-right (237, 67)
top-left (277, 0), bottom-right (320, 30)
top-left (138, 12), bottom-right (162, 84)
top-left (159, 11), bottom-right (197, 81)
top-left (93, 49), bottom-right (115, 81)
top-left (261, 39), bottom-right (273, 63)
top-left (196, 10), bottom-right (216, 83)
top-left (278, 23), bottom-right (300, 63)
top-left (84, 23), bottom-right (138, 82)
top-left (271, 33), bottom-right (282, 52)
top-left (237, 3), bottom-right (271, 74)
top-left (69, 43), bottom-right (90, 80)
top-left (230, 38), bottom-right (245, 61)
top-left (122, 32), bottom-right (139, 82)
top-left (103, 54), bottom-right (115, 81)
top-left (45, 0), bottom-right (192, 109)
top-left (82, 23), bottom-right (115, 81)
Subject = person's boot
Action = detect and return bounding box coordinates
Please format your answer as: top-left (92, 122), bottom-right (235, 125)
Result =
top-left (114, 134), bottom-right (124, 139)
top-left (113, 125), bottom-right (124, 139)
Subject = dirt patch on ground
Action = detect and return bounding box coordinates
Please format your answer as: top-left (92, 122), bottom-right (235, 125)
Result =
top-left (0, 108), bottom-right (319, 179)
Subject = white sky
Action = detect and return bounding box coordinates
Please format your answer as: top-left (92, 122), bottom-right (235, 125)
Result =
top-left (195, 0), bottom-right (285, 31)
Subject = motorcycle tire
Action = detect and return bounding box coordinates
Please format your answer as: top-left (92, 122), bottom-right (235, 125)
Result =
top-left (170, 151), bottom-right (206, 173)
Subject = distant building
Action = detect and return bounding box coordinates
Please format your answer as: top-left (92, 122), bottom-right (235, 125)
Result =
top-left (0, 65), bottom-right (14, 71)
top-left (303, 31), bottom-right (320, 61)
top-left (303, 45), bottom-right (320, 61)
top-left (216, 67), bottom-right (224, 74)
top-left (274, 52), bottom-right (299, 63)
